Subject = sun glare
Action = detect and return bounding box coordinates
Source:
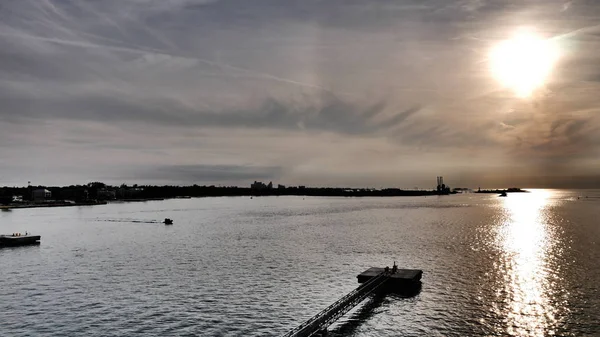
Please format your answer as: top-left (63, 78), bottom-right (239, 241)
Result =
top-left (498, 190), bottom-right (558, 336)
top-left (490, 29), bottom-right (560, 98)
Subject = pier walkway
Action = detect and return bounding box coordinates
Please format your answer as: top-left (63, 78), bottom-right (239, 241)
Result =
top-left (282, 271), bottom-right (389, 337)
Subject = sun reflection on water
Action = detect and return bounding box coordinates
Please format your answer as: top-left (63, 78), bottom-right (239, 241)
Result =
top-left (497, 190), bottom-right (558, 336)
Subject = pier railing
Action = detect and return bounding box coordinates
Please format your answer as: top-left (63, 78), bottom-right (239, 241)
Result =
top-left (282, 271), bottom-right (389, 337)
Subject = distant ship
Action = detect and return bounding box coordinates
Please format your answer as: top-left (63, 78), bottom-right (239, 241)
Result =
top-left (499, 191), bottom-right (507, 197)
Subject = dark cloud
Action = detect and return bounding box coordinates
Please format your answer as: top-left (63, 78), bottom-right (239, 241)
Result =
top-left (138, 164), bottom-right (283, 183)
top-left (0, 84), bottom-right (422, 136)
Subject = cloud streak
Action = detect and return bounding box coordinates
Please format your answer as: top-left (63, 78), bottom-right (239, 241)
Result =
top-left (1, 0), bottom-right (600, 187)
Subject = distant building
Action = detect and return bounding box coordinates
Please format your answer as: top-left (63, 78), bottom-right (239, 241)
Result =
top-left (116, 187), bottom-right (143, 199)
top-left (96, 189), bottom-right (116, 200)
top-left (32, 189), bottom-right (51, 201)
top-left (436, 176), bottom-right (451, 194)
top-left (251, 181), bottom-right (267, 190)
top-left (277, 184), bottom-right (286, 189)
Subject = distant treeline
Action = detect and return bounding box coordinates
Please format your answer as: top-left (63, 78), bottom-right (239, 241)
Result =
top-left (0, 182), bottom-right (450, 204)
top-left (133, 186), bottom-right (446, 198)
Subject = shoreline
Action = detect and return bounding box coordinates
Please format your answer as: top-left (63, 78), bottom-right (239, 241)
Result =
top-left (0, 201), bottom-right (107, 210)
top-left (0, 188), bottom-right (530, 210)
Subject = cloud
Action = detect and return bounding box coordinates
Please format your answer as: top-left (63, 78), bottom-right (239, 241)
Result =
top-left (136, 164), bottom-right (283, 184)
top-left (1, 0), bottom-right (600, 187)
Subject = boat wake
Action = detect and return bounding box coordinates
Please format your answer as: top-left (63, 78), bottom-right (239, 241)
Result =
top-left (92, 218), bottom-right (160, 224)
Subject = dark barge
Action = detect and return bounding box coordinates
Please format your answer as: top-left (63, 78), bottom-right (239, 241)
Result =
top-left (0, 234), bottom-right (41, 247)
top-left (357, 267), bottom-right (422, 295)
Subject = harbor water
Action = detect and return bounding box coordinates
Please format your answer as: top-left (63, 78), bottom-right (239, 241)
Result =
top-left (1, 190), bottom-right (599, 336)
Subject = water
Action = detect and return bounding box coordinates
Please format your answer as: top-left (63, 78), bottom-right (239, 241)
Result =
top-left (1, 190), bottom-right (599, 336)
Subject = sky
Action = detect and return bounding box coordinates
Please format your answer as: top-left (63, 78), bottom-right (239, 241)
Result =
top-left (1, 0), bottom-right (600, 188)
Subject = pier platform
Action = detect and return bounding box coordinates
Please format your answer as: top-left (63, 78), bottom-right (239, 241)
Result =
top-left (282, 266), bottom-right (422, 337)
top-left (357, 267), bottom-right (422, 294)
top-left (0, 234), bottom-right (41, 247)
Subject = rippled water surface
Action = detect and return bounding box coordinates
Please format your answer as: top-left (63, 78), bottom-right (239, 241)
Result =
top-left (1, 190), bottom-right (599, 336)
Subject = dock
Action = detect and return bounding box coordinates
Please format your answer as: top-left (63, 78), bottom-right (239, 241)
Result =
top-left (357, 267), bottom-right (422, 293)
top-left (0, 234), bottom-right (41, 247)
top-left (282, 266), bottom-right (422, 337)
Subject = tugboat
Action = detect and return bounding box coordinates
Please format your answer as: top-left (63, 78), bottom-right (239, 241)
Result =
top-left (0, 232), bottom-right (41, 247)
top-left (499, 191), bottom-right (507, 197)
top-left (163, 218), bottom-right (173, 225)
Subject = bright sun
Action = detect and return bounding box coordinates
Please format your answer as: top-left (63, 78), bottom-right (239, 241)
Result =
top-left (490, 29), bottom-right (560, 98)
